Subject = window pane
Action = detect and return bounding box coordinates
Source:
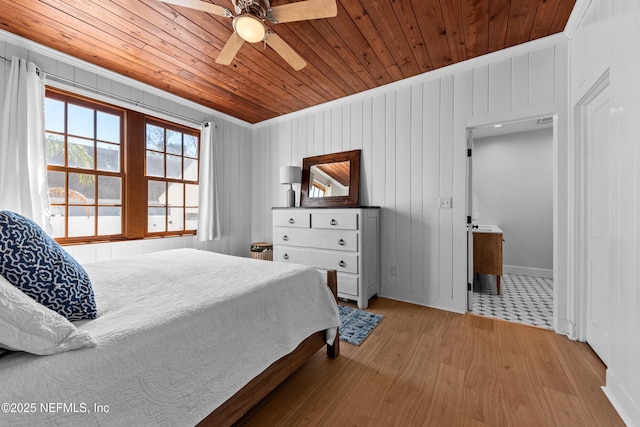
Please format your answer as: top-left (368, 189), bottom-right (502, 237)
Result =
top-left (68, 137), bottom-right (95, 169)
top-left (146, 124), bottom-right (164, 151)
top-left (68, 206), bottom-right (95, 237)
top-left (45, 98), bottom-right (65, 133)
top-left (146, 151), bottom-right (164, 177)
top-left (50, 206), bottom-right (65, 238)
top-left (167, 182), bottom-right (184, 206)
top-left (68, 104), bottom-right (94, 138)
top-left (183, 157), bottom-right (197, 181)
top-left (69, 173), bottom-right (95, 204)
top-left (148, 180), bottom-right (166, 206)
top-left (97, 142), bottom-right (120, 172)
top-left (46, 133), bottom-right (65, 166)
top-left (184, 134), bottom-right (198, 158)
top-left (97, 111), bottom-right (120, 143)
top-left (168, 207), bottom-right (184, 231)
top-left (98, 176), bottom-right (121, 204)
top-left (166, 130), bottom-right (182, 155)
top-left (98, 206), bottom-right (121, 235)
top-left (185, 184), bottom-right (198, 206)
top-left (185, 207), bottom-right (198, 230)
top-left (148, 207), bottom-right (166, 233)
top-left (47, 171), bottom-right (66, 204)
top-left (166, 154), bottom-right (182, 179)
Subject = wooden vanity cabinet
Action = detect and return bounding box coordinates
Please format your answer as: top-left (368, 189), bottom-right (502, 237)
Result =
top-left (473, 229), bottom-right (503, 295)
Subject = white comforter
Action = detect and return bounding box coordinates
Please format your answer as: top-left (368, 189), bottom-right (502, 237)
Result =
top-left (0, 249), bottom-right (340, 426)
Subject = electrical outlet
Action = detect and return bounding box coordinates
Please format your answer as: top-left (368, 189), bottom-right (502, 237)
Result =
top-left (391, 266), bottom-right (398, 276)
top-left (439, 197), bottom-right (452, 209)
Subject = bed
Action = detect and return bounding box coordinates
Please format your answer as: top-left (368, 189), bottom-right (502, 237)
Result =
top-left (0, 248), bottom-right (341, 426)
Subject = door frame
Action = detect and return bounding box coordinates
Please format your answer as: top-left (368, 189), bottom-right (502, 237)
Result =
top-left (571, 69), bottom-right (610, 342)
top-left (465, 109), bottom-right (559, 331)
top-left (466, 130), bottom-right (474, 310)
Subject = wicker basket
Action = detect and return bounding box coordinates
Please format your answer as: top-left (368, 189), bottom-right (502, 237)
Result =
top-left (250, 242), bottom-right (273, 261)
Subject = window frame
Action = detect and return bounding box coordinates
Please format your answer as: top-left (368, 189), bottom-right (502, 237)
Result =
top-left (45, 88), bottom-right (200, 244)
top-left (144, 117), bottom-right (200, 237)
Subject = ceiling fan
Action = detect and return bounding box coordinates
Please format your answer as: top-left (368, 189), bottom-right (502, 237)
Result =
top-left (159, 0), bottom-right (338, 70)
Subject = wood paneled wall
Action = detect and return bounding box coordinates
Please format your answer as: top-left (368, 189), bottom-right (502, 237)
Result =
top-left (0, 36), bottom-right (252, 263)
top-left (252, 37), bottom-right (569, 314)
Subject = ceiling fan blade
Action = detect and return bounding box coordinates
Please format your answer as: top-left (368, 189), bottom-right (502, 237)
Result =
top-left (269, 0), bottom-right (337, 24)
top-left (265, 33), bottom-right (307, 70)
top-left (158, 0), bottom-right (232, 17)
top-left (216, 32), bottom-right (245, 65)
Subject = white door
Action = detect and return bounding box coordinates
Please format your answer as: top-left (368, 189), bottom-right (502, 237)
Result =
top-left (586, 85), bottom-right (611, 365)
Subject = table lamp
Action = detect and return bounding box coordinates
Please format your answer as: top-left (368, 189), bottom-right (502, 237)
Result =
top-left (279, 166), bottom-right (302, 207)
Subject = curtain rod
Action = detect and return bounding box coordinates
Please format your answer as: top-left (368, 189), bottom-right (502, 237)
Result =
top-left (1, 55), bottom-right (210, 128)
top-left (1, 54), bottom-right (41, 75)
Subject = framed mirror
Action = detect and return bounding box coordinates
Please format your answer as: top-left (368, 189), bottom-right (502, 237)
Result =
top-left (300, 149), bottom-right (361, 207)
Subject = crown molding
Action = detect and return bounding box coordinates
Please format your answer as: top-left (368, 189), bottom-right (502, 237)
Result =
top-left (563, 0), bottom-right (591, 39)
top-left (0, 29), bottom-right (252, 129)
top-left (254, 33), bottom-right (569, 128)
top-left (0, 26), bottom-right (571, 131)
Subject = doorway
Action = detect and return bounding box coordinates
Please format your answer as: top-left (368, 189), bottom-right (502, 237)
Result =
top-left (466, 117), bottom-right (555, 329)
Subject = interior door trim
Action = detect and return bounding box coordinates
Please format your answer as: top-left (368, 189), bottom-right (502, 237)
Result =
top-left (571, 69), bottom-right (610, 342)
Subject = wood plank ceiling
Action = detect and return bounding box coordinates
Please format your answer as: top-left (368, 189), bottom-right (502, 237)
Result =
top-left (0, 0), bottom-right (575, 124)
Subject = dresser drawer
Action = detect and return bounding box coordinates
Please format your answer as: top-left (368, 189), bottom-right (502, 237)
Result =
top-left (274, 247), bottom-right (358, 274)
top-left (315, 270), bottom-right (359, 297)
top-left (273, 211), bottom-right (310, 228)
top-left (337, 273), bottom-right (358, 296)
top-left (274, 227), bottom-right (358, 252)
top-left (311, 212), bottom-right (358, 230)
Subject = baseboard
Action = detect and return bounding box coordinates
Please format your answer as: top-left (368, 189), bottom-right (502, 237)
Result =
top-left (603, 370), bottom-right (639, 426)
top-left (379, 289), bottom-right (466, 314)
top-left (503, 265), bottom-right (553, 279)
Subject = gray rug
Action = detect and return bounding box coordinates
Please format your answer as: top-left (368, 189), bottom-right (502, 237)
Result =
top-left (338, 305), bottom-right (383, 345)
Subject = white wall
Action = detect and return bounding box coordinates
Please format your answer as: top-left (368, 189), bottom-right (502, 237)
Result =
top-left (473, 128), bottom-right (553, 277)
top-left (251, 36), bottom-right (569, 317)
top-left (568, 0), bottom-right (640, 424)
top-left (0, 31), bottom-right (253, 262)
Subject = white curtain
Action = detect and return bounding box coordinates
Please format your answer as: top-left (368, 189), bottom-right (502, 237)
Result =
top-left (197, 121), bottom-right (221, 241)
top-left (0, 57), bottom-right (50, 232)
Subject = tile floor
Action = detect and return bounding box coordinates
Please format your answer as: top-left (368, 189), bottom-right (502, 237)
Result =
top-left (471, 273), bottom-right (553, 329)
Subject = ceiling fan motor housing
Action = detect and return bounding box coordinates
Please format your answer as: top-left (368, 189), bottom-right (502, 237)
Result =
top-left (232, 0), bottom-right (270, 19)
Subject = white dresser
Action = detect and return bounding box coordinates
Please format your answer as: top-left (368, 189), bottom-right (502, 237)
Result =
top-left (272, 207), bottom-right (380, 309)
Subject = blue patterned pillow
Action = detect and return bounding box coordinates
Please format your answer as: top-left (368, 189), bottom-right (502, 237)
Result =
top-left (0, 211), bottom-right (97, 320)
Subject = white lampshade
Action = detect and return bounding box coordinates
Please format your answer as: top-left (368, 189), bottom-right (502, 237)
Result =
top-left (279, 166), bottom-right (302, 185)
top-left (233, 14), bottom-right (267, 43)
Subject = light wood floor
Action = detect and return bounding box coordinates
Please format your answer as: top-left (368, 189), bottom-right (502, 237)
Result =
top-left (235, 297), bottom-right (624, 426)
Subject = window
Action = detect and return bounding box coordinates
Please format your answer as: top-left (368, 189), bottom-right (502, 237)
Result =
top-left (145, 120), bottom-right (199, 234)
top-left (310, 181), bottom-right (326, 198)
top-left (44, 89), bottom-right (200, 243)
top-left (45, 92), bottom-right (124, 240)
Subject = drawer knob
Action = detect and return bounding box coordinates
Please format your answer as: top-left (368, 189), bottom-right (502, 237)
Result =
top-left (283, 253), bottom-right (289, 260)
top-left (338, 260), bottom-right (346, 268)
top-left (283, 235), bottom-right (289, 241)
top-left (288, 218), bottom-right (295, 224)
top-left (330, 219), bottom-right (337, 226)
top-left (338, 239), bottom-right (346, 246)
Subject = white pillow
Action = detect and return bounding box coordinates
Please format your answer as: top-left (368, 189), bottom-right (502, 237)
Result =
top-left (0, 274), bottom-right (97, 355)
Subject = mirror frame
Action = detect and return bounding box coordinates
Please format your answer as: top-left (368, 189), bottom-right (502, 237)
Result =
top-left (300, 149), bottom-right (361, 207)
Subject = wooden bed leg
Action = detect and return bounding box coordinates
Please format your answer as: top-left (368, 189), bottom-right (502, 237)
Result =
top-left (326, 269), bottom-right (340, 358)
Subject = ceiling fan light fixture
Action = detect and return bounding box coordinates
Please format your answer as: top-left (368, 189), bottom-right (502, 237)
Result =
top-left (233, 14), bottom-right (267, 43)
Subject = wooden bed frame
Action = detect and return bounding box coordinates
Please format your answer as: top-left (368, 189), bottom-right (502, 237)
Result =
top-left (197, 270), bottom-right (340, 426)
